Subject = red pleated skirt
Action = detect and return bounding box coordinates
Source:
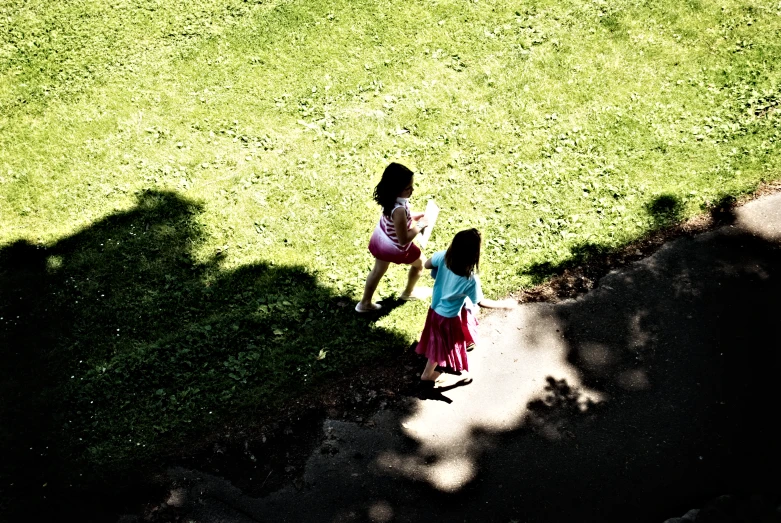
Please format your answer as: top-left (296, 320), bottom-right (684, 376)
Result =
top-left (415, 306), bottom-right (479, 372)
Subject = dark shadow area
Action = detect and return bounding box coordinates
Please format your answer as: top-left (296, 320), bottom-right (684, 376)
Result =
top-left (708, 194), bottom-right (738, 225)
top-left (0, 190), bottom-right (408, 522)
top-left (646, 193), bottom-right (685, 226)
top-left (374, 297), bottom-right (407, 319)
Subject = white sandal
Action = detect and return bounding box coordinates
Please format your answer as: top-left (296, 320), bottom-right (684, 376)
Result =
top-left (355, 303), bottom-right (382, 313)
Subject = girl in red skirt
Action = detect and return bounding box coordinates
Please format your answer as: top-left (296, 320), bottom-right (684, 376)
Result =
top-left (356, 163), bottom-right (429, 313)
top-left (415, 228), bottom-right (516, 383)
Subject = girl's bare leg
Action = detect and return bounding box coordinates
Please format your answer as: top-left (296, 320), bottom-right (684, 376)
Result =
top-left (358, 259), bottom-right (391, 309)
top-left (401, 256), bottom-right (425, 298)
top-left (420, 358), bottom-right (441, 382)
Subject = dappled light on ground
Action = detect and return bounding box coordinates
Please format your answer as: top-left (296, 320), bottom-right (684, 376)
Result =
top-left (366, 500), bottom-right (393, 522)
top-left (385, 306), bottom-right (607, 492)
top-left (733, 196), bottom-right (781, 242)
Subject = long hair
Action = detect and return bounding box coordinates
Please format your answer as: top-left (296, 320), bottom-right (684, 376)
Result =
top-left (373, 163), bottom-right (414, 217)
top-left (445, 228), bottom-right (481, 277)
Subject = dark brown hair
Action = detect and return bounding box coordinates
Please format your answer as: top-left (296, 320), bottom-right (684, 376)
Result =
top-left (445, 228), bottom-right (481, 277)
top-left (373, 162), bottom-right (414, 217)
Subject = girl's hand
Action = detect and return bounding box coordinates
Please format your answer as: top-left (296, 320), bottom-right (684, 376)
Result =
top-left (416, 216), bottom-right (429, 229)
top-left (411, 212), bottom-right (425, 221)
top-left (478, 298), bottom-right (518, 310)
top-left (496, 298), bottom-right (518, 310)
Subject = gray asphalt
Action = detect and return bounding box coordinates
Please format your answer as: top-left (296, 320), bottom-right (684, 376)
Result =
top-left (141, 193), bottom-right (781, 523)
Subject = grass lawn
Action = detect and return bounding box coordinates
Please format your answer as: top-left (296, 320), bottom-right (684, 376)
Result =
top-left (1, 0), bottom-right (779, 495)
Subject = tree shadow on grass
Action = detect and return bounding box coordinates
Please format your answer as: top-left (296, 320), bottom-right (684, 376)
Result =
top-left (0, 190), bottom-right (406, 521)
top-left (519, 194), bottom-right (742, 297)
top-left (646, 193), bottom-right (685, 226)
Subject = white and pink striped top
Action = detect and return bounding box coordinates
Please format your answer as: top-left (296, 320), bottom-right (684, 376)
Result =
top-left (378, 197), bottom-right (413, 249)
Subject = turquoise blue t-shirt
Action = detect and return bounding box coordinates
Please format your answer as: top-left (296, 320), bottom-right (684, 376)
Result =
top-left (429, 250), bottom-right (484, 318)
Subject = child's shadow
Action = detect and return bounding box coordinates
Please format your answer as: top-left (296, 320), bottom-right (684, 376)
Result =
top-left (378, 297), bottom-right (406, 317)
top-left (415, 378), bottom-right (473, 403)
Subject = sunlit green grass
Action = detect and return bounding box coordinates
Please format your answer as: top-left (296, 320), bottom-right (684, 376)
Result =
top-left (1, 0), bottom-right (779, 477)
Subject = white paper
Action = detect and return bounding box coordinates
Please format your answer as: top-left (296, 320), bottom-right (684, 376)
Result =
top-left (417, 199), bottom-right (439, 248)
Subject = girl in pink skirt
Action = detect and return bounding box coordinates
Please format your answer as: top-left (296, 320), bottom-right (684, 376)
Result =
top-left (416, 228), bottom-right (516, 383)
top-left (356, 163), bottom-right (429, 313)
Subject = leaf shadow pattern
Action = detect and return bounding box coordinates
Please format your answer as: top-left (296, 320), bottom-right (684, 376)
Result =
top-left (524, 376), bottom-right (603, 439)
top-left (0, 190), bottom-right (407, 521)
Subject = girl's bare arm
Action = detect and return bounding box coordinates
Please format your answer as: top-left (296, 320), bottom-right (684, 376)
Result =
top-left (392, 206), bottom-right (426, 245)
top-left (478, 298), bottom-right (517, 309)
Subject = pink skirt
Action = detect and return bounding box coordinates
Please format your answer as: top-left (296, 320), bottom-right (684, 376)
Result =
top-left (368, 227), bottom-right (421, 265)
top-left (415, 307), bottom-right (479, 372)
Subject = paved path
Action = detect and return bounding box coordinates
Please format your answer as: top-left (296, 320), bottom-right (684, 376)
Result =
top-left (149, 193), bottom-right (781, 523)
